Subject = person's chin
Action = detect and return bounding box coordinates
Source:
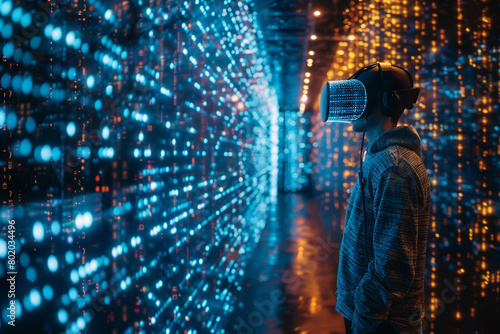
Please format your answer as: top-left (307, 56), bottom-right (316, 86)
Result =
top-left (351, 119), bottom-right (364, 132)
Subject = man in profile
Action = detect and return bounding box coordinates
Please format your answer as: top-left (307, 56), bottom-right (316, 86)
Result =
top-left (334, 63), bottom-right (431, 334)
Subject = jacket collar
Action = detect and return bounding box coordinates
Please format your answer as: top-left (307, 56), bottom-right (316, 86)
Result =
top-left (368, 125), bottom-right (422, 158)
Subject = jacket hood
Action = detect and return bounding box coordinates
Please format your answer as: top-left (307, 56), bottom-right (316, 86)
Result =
top-left (368, 125), bottom-right (422, 158)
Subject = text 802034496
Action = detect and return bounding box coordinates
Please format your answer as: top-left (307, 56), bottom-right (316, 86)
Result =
top-left (7, 219), bottom-right (17, 326)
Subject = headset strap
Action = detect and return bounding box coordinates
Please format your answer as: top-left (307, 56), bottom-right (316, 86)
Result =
top-left (348, 63), bottom-right (378, 79)
top-left (378, 62), bottom-right (394, 98)
top-left (349, 62), bottom-right (420, 105)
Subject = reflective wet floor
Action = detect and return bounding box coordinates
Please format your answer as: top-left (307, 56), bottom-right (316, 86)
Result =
top-left (225, 190), bottom-right (500, 334)
top-left (225, 191), bottom-right (346, 334)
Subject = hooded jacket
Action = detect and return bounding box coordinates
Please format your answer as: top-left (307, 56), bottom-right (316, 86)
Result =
top-left (335, 125), bottom-right (431, 334)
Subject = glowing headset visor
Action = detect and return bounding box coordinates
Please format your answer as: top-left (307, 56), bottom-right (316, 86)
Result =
top-left (320, 79), bottom-right (367, 123)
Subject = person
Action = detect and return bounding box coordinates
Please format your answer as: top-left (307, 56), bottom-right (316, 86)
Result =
top-left (334, 63), bottom-right (431, 334)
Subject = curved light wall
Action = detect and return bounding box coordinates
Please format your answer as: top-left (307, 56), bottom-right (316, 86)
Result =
top-left (0, 0), bottom-right (278, 333)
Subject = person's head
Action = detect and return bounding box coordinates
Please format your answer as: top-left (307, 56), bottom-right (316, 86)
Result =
top-left (350, 63), bottom-right (418, 132)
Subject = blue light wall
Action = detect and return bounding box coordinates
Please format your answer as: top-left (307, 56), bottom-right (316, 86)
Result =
top-left (0, 0), bottom-right (278, 333)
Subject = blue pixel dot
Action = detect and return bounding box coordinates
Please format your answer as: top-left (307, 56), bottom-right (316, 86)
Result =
top-left (66, 122), bottom-right (76, 137)
top-left (3, 42), bottom-right (14, 58)
top-left (1, 1), bottom-right (12, 16)
top-left (33, 221), bottom-right (44, 242)
top-left (25, 117), bottom-right (36, 133)
top-left (26, 266), bottom-right (37, 282)
top-left (43, 285), bottom-right (54, 300)
top-left (52, 27), bottom-right (62, 41)
top-left (47, 255), bottom-right (58, 273)
top-left (58, 309), bottom-right (68, 324)
top-left (30, 289), bottom-right (41, 308)
top-left (87, 75), bottom-right (95, 88)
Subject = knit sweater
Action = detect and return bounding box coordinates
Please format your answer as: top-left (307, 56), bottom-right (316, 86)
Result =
top-left (335, 125), bottom-right (431, 334)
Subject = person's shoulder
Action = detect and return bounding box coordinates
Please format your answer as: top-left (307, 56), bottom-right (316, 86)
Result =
top-left (367, 147), bottom-right (418, 187)
top-left (373, 149), bottom-right (429, 201)
top-left (367, 144), bottom-right (428, 194)
top-left (366, 145), bottom-right (400, 179)
top-left (373, 145), bottom-right (425, 176)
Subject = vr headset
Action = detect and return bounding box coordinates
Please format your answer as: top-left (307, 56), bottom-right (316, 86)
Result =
top-left (320, 62), bottom-right (420, 123)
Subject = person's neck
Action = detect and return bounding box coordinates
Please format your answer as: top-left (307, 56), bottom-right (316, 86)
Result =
top-left (366, 121), bottom-right (397, 144)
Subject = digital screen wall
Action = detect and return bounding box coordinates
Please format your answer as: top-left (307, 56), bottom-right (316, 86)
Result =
top-left (278, 111), bottom-right (311, 192)
top-left (0, 0), bottom-right (279, 333)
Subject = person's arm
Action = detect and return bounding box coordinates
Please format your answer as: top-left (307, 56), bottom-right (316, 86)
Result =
top-left (351, 165), bottom-right (420, 334)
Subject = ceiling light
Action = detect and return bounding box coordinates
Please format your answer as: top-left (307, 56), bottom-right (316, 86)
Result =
top-left (314, 11), bottom-right (321, 16)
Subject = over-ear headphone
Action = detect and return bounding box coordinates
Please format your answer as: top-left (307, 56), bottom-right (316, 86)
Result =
top-left (378, 62), bottom-right (401, 117)
top-left (348, 62), bottom-right (419, 119)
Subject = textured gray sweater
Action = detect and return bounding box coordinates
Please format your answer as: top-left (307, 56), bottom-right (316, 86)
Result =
top-left (335, 125), bottom-right (431, 334)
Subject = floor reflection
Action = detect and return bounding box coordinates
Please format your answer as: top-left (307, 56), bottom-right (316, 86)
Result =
top-left (227, 190), bottom-right (500, 334)
top-left (225, 191), bottom-right (345, 334)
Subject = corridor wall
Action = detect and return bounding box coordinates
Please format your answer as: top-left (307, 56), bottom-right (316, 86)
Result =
top-left (0, 0), bottom-right (278, 333)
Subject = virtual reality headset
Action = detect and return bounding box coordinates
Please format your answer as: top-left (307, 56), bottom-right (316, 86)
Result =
top-left (320, 62), bottom-right (420, 123)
